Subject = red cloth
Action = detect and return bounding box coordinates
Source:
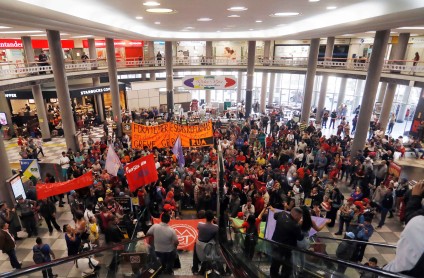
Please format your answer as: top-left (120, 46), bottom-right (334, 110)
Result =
top-left (124, 154), bottom-right (159, 192)
top-left (254, 197), bottom-right (265, 214)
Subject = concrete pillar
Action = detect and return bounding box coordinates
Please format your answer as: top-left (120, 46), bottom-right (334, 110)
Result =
top-left (337, 77), bottom-right (348, 108)
top-left (236, 71), bottom-right (243, 103)
top-left (206, 41), bottom-right (213, 64)
top-left (105, 38), bottom-right (122, 137)
top-left (46, 30), bottom-right (77, 151)
top-left (88, 39), bottom-right (105, 121)
top-left (377, 82), bottom-right (387, 103)
top-left (351, 30), bottom-right (390, 157)
top-left (0, 134), bottom-right (14, 206)
top-left (276, 73), bottom-right (283, 105)
top-left (147, 41), bottom-right (155, 63)
top-left (142, 73), bottom-right (147, 81)
top-left (300, 38), bottom-right (320, 123)
top-left (245, 41), bottom-right (256, 118)
top-left (150, 72), bottom-right (156, 81)
top-left (397, 80), bottom-right (414, 123)
top-left (316, 75), bottom-right (328, 123)
top-left (263, 41), bottom-right (271, 65)
top-left (268, 73), bottom-right (276, 106)
top-left (324, 37), bottom-right (335, 63)
top-left (205, 70), bottom-right (211, 105)
top-left (165, 41), bottom-right (174, 113)
top-left (22, 36), bottom-right (51, 141)
top-left (0, 92), bottom-right (14, 136)
top-left (260, 72), bottom-right (268, 113)
top-left (312, 76), bottom-right (321, 107)
top-left (379, 33), bottom-right (410, 127)
top-left (352, 79), bottom-right (364, 110)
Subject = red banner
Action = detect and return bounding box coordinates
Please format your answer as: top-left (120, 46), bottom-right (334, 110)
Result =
top-left (82, 40), bottom-right (144, 48)
top-left (389, 162), bottom-right (401, 178)
top-left (36, 171), bottom-right (93, 200)
top-left (0, 39), bottom-right (74, 49)
top-left (124, 154), bottom-right (158, 192)
top-left (153, 218), bottom-right (205, 251)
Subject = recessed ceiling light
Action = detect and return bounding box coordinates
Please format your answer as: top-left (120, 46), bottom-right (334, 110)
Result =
top-left (309, 0), bottom-right (320, 2)
top-left (135, 16), bottom-right (143, 20)
top-left (327, 6), bottom-right (337, 10)
top-left (398, 26), bottom-right (424, 30)
top-left (227, 7), bottom-right (248, 11)
top-left (71, 35), bottom-right (94, 38)
top-left (0, 26), bottom-right (11, 29)
top-left (249, 29), bottom-right (254, 31)
top-left (30, 34), bottom-right (48, 37)
top-left (270, 12), bottom-right (300, 17)
top-left (0, 30), bottom-right (44, 34)
top-left (146, 8), bottom-right (175, 13)
top-left (255, 20), bottom-right (263, 23)
top-left (216, 30), bottom-right (221, 33)
top-left (341, 34), bottom-right (354, 36)
top-left (143, 1), bottom-right (160, 6)
top-left (154, 21), bottom-right (161, 24)
top-left (184, 27), bottom-right (194, 30)
top-left (197, 17), bottom-right (212, 21)
top-left (228, 15), bottom-right (240, 18)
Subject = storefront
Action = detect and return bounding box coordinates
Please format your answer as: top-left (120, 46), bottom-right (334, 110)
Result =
top-left (0, 39), bottom-right (75, 63)
top-left (82, 40), bottom-right (144, 62)
top-left (4, 83), bottom-right (127, 127)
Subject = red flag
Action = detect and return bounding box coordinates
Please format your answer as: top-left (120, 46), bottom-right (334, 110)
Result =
top-left (36, 171), bottom-right (94, 200)
top-left (125, 154), bottom-right (158, 192)
top-left (152, 218), bottom-right (205, 251)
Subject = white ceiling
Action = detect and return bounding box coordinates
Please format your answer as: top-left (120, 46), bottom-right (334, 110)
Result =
top-left (0, 0), bottom-right (423, 40)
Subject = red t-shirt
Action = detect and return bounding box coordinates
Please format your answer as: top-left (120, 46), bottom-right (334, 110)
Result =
top-left (241, 218), bottom-right (261, 233)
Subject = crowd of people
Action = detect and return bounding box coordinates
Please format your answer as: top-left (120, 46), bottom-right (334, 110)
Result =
top-left (1, 107), bottom-right (424, 277)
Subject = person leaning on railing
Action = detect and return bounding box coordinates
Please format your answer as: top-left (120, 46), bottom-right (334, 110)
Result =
top-left (383, 181), bottom-right (424, 277)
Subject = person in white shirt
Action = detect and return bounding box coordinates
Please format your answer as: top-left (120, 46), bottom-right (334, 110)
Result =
top-left (241, 197), bottom-right (255, 218)
top-left (297, 140), bottom-right (307, 153)
top-left (59, 152), bottom-right (70, 181)
top-left (75, 244), bottom-right (100, 276)
top-left (35, 136), bottom-right (44, 157)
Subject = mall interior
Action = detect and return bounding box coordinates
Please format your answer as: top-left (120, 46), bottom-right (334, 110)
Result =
top-left (0, 0), bottom-right (424, 277)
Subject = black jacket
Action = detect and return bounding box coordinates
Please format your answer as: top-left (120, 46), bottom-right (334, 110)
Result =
top-left (105, 224), bottom-right (124, 244)
top-left (272, 211), bottom-right (303, 247)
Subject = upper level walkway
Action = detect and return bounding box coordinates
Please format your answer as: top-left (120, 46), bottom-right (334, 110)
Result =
top-left (1, 57), bottom-right (423, 91)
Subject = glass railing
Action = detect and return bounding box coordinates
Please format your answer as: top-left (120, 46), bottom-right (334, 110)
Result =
top-left (0, 235), bottom-right (159, 278)
top-left (219, 228), bottom-right (410, 278)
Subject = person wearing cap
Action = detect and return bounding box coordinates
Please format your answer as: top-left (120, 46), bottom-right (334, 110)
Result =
top-left (335, 197), bottom-right (355, 235)
top-left (15, 196), bottom-right (38, 237)
top-left (270, 207), bottom-right (303, 278)
top-left (94, 197), bottom-right (105, 214)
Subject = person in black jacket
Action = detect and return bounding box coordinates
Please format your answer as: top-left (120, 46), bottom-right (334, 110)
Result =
top-left (270, 207), bottom-right (303, 278)
top-left (377, 188), bottom-right (393, 228)
top-left (105, 216), bottom-right (124, 270)
top-left (38, 199), bottom-right (62, 235)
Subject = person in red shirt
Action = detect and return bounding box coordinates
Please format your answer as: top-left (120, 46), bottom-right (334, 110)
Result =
top-left (266, 134), bottom-right (274, 149)
top-left (232, 177), bottom-right (242, 191)
top-left (254, 192), bottom-right (265, 216)
top-left (235, 162), bottom-right (245, 175)
top-left (236, 151), bottom-right (246, 163)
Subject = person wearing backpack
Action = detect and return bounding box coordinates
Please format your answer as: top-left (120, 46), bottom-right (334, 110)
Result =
top-left (33, 237), bottom-right (58, 278)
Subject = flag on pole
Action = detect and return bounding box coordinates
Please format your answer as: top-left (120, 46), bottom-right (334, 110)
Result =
top-left (172, 136), bottom-right (185, 168)
top-left (105, 144), bottom-right (121, 176)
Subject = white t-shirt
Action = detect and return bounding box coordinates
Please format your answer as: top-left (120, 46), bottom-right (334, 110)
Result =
top-left (76, 257), bottom-right (99, 275)
top-left (59, 156), bottom-right (70, 169)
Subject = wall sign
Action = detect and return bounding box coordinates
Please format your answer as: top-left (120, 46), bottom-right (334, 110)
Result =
top-left (182, 75), bottom-right (237, 90)
top-left (82, 40), bottom-right (144, 48)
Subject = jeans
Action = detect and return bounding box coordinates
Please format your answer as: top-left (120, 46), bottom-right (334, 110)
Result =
top-left (156, 250), bottom-right (176, 274)
top-left (61, 168), bottom-right (68, 181)
top-left (379, 207), bottom-right (389, 227)
top-left (330, 119), bottom-right (336, 129)
top-left (6, 249), bottom-right (21, 269)
top-left (42, 267), bottom-right (54, 278)
top-left (337, 216), bottom-right (351, 233)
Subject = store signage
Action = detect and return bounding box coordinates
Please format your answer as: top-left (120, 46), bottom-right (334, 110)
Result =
top-left (182, 75), bottom-right (237, 90)
top-left (79, 87), bottom-right (110, 96)
top-left (0, 39), bottom-right (74, 49)
top-left (82, 40), bottom-right (144, 48)
top-left (5, 93), bottom-right (17, 98)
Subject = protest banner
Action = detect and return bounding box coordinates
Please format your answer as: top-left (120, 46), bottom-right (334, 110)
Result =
top-left (20, 159), bottom-right (41, 181)
top-left (125, 154), bottom-right (158, 192)
top-left (36, 171), bottom-right (93, 200)
top-left (265, 209), bottom-right (328, 241)
top-left (131, 121), bottom-right (213, 149)
top-left (153, 218), bottom-right (205, 251)
top-left (388, 162), bottom-right (401, 178)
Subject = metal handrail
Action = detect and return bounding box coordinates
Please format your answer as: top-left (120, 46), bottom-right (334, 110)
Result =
top-left (315, 235), bottom-right (397, 248)
top-left (0, 235), bottom-right (152, 278)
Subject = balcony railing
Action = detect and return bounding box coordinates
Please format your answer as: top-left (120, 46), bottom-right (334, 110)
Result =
top-left (0, 56), bottom-right (423, 80)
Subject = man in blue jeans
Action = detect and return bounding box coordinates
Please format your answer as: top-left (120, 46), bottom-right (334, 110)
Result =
top-left (0, 222), bottom-right (22, 269)
top-left (147, 212), bottom-right (179, 274)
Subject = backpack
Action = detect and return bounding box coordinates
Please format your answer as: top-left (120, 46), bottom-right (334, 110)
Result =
top-left (33, 245), bottom-right (47, 264)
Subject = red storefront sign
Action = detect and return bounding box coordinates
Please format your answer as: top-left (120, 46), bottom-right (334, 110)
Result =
top-left (82, 40), bottom-right (144, 48)
top-left (0, 39), bottom-right (75, 49)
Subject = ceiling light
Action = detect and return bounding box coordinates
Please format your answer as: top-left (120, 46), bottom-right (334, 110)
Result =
top-left (390, 31), bottom-right (398, 34)
top-left (398, 26), bottom-right (424, 30)
top-left (71, 35), bottom-right (94, 38)
top-left (146, 8), bottom-right (175, 13)
top-left (30, 34), bottom-right (48, 37)
top-left (154, 21), bottom-right (161, 24)
top-left (270, 12), bottom-right (300, 17)
top-left (143, 1), bottom-right (160, 6)
top-left (0, 30), bottom-right (43, 34)
top-left (197, 17), bottom-right (212, 21)
top-left (365, 31), bottom-right (376, 34)
top-left (249, 29), bottom-right (254, 31)
top-left (227, 7), bottom-right (248, 11)
top-left (255, 20), bottom-right (263, 23)
top-left (341, 34), bottom-right (354, 36)
top-left (309, 0), bottom-right (320, 2)
top-left (185, 27), bottom-right (194, 29)
top-left (216, 31), bottom-right (221, 33)
top-left (135, 16), bottom-right (143, 20)
top-left (326, 6), bottom-right (337, 10)
top-left (0, 26), bottom-right (11, 29)
top-left (228, 15), bottom-right (240, 18)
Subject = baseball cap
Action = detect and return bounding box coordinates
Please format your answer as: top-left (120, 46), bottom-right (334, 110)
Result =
top-left (237, 212), bottom-right (244, 218)
top-left (346, 232), bottom-right (355, 239)
top-left (98, 197), bottom-right (104, 202)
